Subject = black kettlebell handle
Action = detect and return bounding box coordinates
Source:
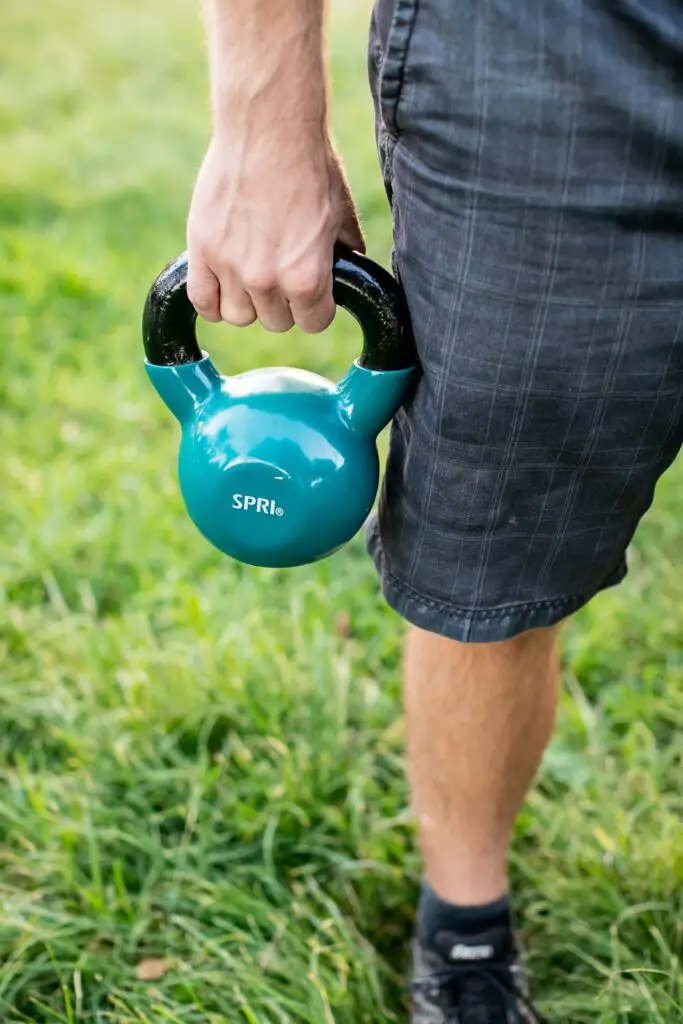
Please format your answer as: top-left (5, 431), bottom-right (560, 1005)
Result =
top-left (142, 247), bottom-right (415, 371)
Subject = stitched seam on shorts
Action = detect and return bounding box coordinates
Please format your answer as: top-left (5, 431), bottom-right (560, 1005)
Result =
top-left (380, 564), bottom-right (626, 621)
top-left (399, 503), bottom-right (636, 542)
top-left (400, 239), bottom-right (683, 309)
top-left (399, 403), bottom-right (672, 469)
top-left (379, 0), bottom-right (420, 138)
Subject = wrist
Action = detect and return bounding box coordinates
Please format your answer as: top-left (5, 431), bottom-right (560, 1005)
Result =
top-left (210, 94), bottom-right (330, 153)
top-left (212, 72), bottom-right (327, 133)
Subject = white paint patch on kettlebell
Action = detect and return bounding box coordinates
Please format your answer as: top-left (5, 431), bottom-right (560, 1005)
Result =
top-left (232, 494), bottom-right (284, 516)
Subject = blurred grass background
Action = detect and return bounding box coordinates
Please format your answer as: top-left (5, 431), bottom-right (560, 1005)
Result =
top-left (0, 0), bottom-right (681, 1021)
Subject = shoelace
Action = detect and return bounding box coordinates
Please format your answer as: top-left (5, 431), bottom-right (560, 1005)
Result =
top-left (410, 961), bottom-right (546, 1023)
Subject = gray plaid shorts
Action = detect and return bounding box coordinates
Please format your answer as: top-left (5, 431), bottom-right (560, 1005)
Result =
top-left (365, 0), bottom-right (683, 642)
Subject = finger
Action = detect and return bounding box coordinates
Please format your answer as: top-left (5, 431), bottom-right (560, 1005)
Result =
top-left (250, 290), bottom-right (295, 333)
top-left (217, 264), bottom-right (258, 327)
top-left (286, 267), bottom-right (336, 334)
top-left (187, 259), bottom-right (222, 322)
top-left (240, 265), bottom-right (293, 332)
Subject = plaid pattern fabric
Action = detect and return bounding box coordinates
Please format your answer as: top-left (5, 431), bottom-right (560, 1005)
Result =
top-left (366, 0), bottom-right (683, 641)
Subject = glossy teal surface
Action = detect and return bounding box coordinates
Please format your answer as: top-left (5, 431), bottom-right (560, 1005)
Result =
top-left (146, 356), bottom-right (415, 567)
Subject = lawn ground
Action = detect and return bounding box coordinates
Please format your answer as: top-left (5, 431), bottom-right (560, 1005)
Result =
top-left (0, 0), bottom-right (681, 1020)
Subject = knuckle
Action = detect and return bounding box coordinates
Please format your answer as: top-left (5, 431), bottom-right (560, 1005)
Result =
top-left (284, 267), bottom-right (327, 302)
top-left (187, 235), bottom-right (216, 266)
top-left (242, 268), bottom-right (276, 294)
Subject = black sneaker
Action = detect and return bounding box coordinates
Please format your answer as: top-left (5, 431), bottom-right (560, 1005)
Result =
top-left (410, 925), bottom-right (543, 1023)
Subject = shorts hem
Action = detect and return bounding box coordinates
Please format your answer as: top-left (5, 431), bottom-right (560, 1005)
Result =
top-left (367, 531), bottom-right (628, 642)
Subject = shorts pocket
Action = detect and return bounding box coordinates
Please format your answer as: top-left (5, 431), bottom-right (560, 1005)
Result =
top-left (377, 0), bottom-right (419, 139)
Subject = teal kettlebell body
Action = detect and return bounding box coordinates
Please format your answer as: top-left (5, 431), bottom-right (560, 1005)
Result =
top-left (143, 250), bottom-right (416, 568)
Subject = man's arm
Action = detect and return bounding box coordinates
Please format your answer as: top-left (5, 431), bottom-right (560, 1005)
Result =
top-left (187, 0), bottom-right (364, 334)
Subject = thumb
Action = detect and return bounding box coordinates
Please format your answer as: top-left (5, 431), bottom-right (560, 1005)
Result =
top-left (337, 185), bottom-right (366, 254)
top-left (338, 215), bottom-right (366, 254)
top-left (187, 257), bottom-right (222, 323)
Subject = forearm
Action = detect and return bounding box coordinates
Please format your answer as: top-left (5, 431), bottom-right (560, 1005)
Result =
top-left (188, 0), bottom-right (363, 333)
top-left (204, 0), bottom-right (328, 141)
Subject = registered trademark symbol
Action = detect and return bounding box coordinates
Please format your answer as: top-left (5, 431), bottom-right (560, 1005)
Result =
top-left (275, 507), bottom-right (284, 516)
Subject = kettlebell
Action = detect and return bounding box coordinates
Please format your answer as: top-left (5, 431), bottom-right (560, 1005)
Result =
top-left (142, 248), bottom-right (416, 568)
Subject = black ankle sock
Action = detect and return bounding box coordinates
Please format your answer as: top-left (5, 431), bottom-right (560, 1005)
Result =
top-left (417, 882), bottom-right (511, 947)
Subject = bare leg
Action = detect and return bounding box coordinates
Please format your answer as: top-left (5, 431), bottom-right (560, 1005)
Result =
top-left (404, 625), bottom-right (560, 905)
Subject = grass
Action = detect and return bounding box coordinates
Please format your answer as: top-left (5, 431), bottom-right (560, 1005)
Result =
top-left (0, 0), bottom-right (681, 1020)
